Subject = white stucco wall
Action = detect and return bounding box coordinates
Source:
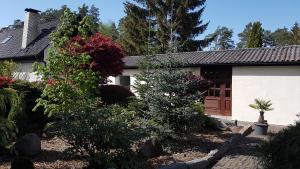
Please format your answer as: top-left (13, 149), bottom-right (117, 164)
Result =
top-left (13, 61), bottom-right (42, 82)
top-left (232, 66), bottom-right (300, 125)
top-left (109, 67), bottom-right (201, 94)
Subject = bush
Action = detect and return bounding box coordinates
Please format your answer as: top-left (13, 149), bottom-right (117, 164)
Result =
top-left (0, 88), bottom-right (27, 136)
top-left (0, 60), bottom-right (17, 77)
top-left (258, 121), bottom-right (300, 169)
top-left (0, 80), bottom-right (46, 145)
top-left (55, 102), bottom-right (143, 168)
top-left (97, 85), bottom-right (135, 106)
top-left (11, 80), bottom-right (46, 135)
top-left (0, 117), bottom-right (17, 147)
top-left (144, 58), bottom-right (211, 135)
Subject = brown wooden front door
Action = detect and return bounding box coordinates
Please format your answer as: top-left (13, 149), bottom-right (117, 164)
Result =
top-left (202, 67), bottom-right (232, 116)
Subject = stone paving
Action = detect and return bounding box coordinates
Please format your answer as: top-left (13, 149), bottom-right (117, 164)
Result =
top-left (210, 132), bottom-right (269, 169)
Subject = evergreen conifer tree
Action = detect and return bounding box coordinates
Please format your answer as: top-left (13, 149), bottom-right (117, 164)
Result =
top-left (119, 0), bottom-right (209, 55)
top-left (247, 22), bottom-right (263, 48)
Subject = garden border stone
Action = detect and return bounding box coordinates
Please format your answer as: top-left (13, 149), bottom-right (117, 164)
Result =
top-left (158, 125), bottom-right (253, 169)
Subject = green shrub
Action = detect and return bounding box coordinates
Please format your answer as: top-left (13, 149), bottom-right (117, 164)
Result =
top-left (55, 102), bottom-right (143, 168)
top-left (258, 121), bottom-right (300, 169)
top-left (0, 88), bottom-right (27, 136)
top-left (97, 85), bottom-right (135, 106)
top-left (0, 60), bottom-right (17, 77)
top-left (144, 58), bottom-right (212, 135)
top-left (0, 117), bottom-right (17, 147)
top-left (11, 80), bottom-right (46, 134)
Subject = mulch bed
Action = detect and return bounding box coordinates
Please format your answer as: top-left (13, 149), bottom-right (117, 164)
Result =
top-left (0, 137), bottom-right (88, 169)
top-left (139, 126), bottom-right (242, 169)
top-left (0, 126), bottom-right (242, 169)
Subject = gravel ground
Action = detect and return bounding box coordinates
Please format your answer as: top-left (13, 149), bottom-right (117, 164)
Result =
top-left (0, 126), bottom-right (244, 169)
top-left (0, 137), bottom-right (88, 169)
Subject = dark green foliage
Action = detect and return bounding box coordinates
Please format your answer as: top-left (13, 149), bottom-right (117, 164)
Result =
top-left (40, 5), bottom-right (68, 23)
top-left (271, 27), bottom-right (293, 46)
top-left (0, 81), bottom-right (46, 146)
top-left (0, 117), bottom-right (17, 147)
top-left (247, 22), bottom-right (263, 48)
top-left (258, 121), bottom-right (300, 169)
top-left (118, 3), bottom-right (151, 56)
top-left (40, 4), bottom-right (100, 24)
top-left (0, 88), bottom-right (27, 136)
top-left (119, 0), bottom-right (210, 55)
top-left (11, 156), bottom-right (35, 169)
top-left (141, 58), bottom-right (211, 135)
top-left (10, 80), bottom-right (46, 135)
top-left (98, 22), bottom-right (119, 41)
top-left (238, 22), bottom-right (270, 48)
top-left (270, 22), bottom-right (300, 46)
top-left (238, 22), bottom-right (300, 48)
top-left (55, 103), bottom-right (143, 169)
top-left (237, 22), bottom-right (253, 48)
top-left (97, 85), bottom-right (135, 106)
top-left (206, 26), bottom-right (235, 50)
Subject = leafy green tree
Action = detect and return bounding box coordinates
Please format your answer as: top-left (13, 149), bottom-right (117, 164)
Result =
top-left (290, 22), bottom-right (300, 45)
top-left (98, 22), bottom-right (119, 41)
top-left (237, 22), bottom-right (253, 48)
top-left (247, 22), bottom-right (263, 48)
top-left (238, 22), bottom-right (273, 48)
top-left (206, 26), bottom-right (235, 50)
top-left (0, 61), bottom-right (17, 77)
top-left (89, 4), bottom-right (100, 24)
top-left (40, 4), bottom-right (100, 24)
top-left (78, 4), bottom-right (89, 20)
top-left (11, 19), bottom-right (24, 29)
top-left (270, 28), bottom-right (292, 46)
top-left (40, 5), bottom-right (68, 23)
top-left (35, 8), bottom-right (98, 117)
top-left (119, 0), bottom-right (210, 55)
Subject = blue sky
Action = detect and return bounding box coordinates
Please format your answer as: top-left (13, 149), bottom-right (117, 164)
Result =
top-left (0, 0), bottom-right (299, 43)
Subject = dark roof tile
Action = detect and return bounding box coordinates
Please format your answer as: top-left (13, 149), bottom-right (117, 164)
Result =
top-left (124, 45), bottom-right (300, 68)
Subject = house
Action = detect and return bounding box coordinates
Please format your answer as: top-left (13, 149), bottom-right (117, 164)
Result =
top-left (112, 46), bottom-right (300, 126)
top-left (1, 9), bottom-right (300, 125)
top-left (0, 8), bottom-right (56, 81)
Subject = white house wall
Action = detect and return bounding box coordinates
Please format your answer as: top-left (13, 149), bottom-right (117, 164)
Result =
top-left (232, 66), bottom-right (300, 125)
top-left (109, 67), bottom-right (201, 94)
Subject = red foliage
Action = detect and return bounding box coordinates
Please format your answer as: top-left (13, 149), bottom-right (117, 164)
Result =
top-left (0, 76), bottom-right (14, 89)
top-left (65, 33), bottom-right (125, 78)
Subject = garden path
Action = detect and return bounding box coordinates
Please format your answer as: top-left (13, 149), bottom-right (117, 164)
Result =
top-left (210, 125), bottom-right (284, 169)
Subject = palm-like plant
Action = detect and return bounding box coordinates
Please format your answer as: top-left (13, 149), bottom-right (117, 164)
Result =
top-left (249, 99), bottom-right (274, 123)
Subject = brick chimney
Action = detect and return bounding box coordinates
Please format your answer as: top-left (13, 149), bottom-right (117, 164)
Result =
top-left (21, 8), bottom-right (41, 49)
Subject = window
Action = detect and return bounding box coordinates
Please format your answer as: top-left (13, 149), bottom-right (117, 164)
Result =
top-left (1, 36), bottom-right (12, 44)
top-left (119, 76), bottom-right (131, 89)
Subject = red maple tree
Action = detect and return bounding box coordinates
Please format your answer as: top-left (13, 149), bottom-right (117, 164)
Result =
top-left (0, 76), bottom-right (14, 89)
top-left (65, 33), bottom-right (125, 79)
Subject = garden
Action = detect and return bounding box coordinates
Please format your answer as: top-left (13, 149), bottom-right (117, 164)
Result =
top-left (1, 8), bottom-right (299, 169)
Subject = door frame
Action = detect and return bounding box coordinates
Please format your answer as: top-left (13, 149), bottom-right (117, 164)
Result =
top-left (201, 66), bottom-right (232, 116)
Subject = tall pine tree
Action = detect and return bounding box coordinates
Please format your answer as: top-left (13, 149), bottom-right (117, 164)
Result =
top-left (206, 26), bottom-right (235, 50)
top-left (246, 22), bottom-right (263, 48)
top-left (118, 2), bottom-right (153, 55)
top-left (119, 0), bottom-right (209, 55)
top-left (291, 22), bottom-right (300, 45)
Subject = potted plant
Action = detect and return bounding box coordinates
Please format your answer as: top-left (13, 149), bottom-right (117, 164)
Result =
top-left (249, 99), bottom-right (274, 135)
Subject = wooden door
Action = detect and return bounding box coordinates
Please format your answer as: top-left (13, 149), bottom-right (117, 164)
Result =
top-left (202, 67), bottom-right (232, 116)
